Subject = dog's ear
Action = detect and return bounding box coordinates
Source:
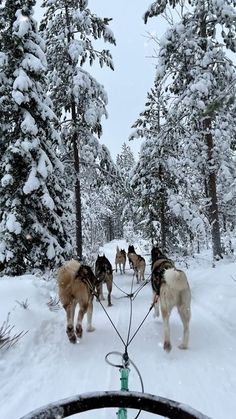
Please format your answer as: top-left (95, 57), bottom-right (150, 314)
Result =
top-left (103, 253), bottom-right (105, 257)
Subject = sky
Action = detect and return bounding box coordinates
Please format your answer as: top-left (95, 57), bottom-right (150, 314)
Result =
top-left (34, 1), bottom-right (163, 160)
top-left (1, 238), bottom-right (236, 419)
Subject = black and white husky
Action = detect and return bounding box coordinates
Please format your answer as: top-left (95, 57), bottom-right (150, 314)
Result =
top-left (151, 246), bottom-right (191, 352)
top-left (95, 254), bottom-right (113, 307)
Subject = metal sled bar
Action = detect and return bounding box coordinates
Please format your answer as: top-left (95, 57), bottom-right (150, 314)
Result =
top-left (19, 390), bottom-right (211, 419)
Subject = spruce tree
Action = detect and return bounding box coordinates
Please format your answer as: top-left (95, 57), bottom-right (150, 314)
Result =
top-left (40, 0), bottom-right (116, 260)
top-left (144, 0), bottom-right (236, 258)
top-left (81, 140), bottom-right (119, 253)
top-left (116, 143), bottom-right (136, 179)
top-left (0, 0), bottom-right (73, 275)
top-left (115, 143), bottom-right (136, 239)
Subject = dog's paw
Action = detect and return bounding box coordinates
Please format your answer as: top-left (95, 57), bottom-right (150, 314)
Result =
top-left (164, 341), bottom-right (172, 352)
top-left (66, 325), bottom-right (77, 343)
top-left (76, 325), bottom-right (83, 339)
top-left (178, 343), bottom-right (188, 350)
top-left (69, 335), bottom-right (77, 344)
top-left (87, 326), bottom-right (95, 333)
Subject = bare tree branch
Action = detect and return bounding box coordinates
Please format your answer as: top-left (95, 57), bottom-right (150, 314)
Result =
top-left (15, 299), bottom-right (29, 309)
top-left (47, 297), bottom-right (61, 312)
top-left (0, 313), bottom-right (28, 351)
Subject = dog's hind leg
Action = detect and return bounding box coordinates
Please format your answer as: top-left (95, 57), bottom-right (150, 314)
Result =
top-left (98, 282), bottom-right (105, 301)
top-left (76, 301), bottom-right (88, 339)
top-left (153, 292), bottom-right (160, 317)
top-left (161, 305), bottom-right (172, 352)
top-left (86, 297), bottom-right (95, 333)
top-left (64, 300), bottom-right (77, 343)
top-left (106, 278), bottom-right (112, 307)
top-left (140, 266), bottom-right (145, 281)
top-left (177, 304), bottom-right (191, 350)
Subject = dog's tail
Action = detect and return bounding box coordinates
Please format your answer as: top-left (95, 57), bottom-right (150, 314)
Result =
top-left (58, 259), bottom-right (81, 288)
top-left (164, 267), bottom-right (178, 281)
top-left (164, 267), bottom-right (189, 291)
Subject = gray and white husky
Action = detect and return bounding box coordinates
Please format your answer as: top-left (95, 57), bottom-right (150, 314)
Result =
top-left (151, 247), bottom-right (191, 352)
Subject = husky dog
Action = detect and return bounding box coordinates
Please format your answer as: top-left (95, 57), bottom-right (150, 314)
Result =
top-left (115, 246), bottom-right (126, 274)
top-left (95, 254), bottom-right (113, 306)
top-left (128, 249), bottom-right (146, 283)
top-left (58, 260), bottom-right (99, 343)
top-left (151, 246), bottom-right (191, 352)
top-left (127, 245), bottom-right (136, 268)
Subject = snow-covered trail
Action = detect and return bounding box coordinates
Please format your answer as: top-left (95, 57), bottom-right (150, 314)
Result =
top-left (0, 240), bottom-right (236, 419)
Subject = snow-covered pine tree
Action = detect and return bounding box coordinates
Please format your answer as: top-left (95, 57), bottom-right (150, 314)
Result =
top-left (130, 83), bottom-right (195, 251)
top-left (144, 0), bottom-right (236, 259)
top-left (58, 116), bottom-right (120, 260)
top-left (130, 85), bottom-right (168, 248)
top-left (81, 140), bottom-right (120, 254)
top-left (0, 0), bottom-right (73, 275)
top-left (40, 0), bottom-right (116, 260)
top-left (116, 143), bottom-right (136, 179)
top-left (115, 143), bottom-right (136, 239)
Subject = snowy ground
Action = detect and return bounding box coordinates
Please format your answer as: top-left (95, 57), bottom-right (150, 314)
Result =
top-left (0, 239), bottom-right (236, 419)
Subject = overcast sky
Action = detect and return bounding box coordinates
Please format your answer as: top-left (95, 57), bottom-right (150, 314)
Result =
top-left (34, 1), bottom-right (163, 160)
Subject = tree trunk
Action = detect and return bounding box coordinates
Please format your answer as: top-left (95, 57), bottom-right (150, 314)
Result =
top-left (160, 192), bottom-right (166, 251)
top-left (159, 163), bottom-right (166, 251)
top-left (204, 117), bottom-right (222, 258)
top-left (65, 2), bottom-right (83, 260)
top-left (200, 10), bottom-right (222, 259)
top-left (107, 217), bottom-right (113, 242)
top-left (72, 118), bottom-right (83, 260)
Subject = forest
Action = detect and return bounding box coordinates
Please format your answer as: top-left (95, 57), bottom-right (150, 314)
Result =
top-left (1, 2), bottom-right (236, 419)
top-left (0, 0), bottom-right (235, 275)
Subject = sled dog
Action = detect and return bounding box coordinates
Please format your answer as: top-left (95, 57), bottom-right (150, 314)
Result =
top-left (151, 246), bottom-right (191, 352)
top-left (115, 246), bottom-right (126, 274)
top-left (58, 260), bottom-right (99, 343)
top-left (128, 246), bottom-right (146, 283)
top-left (95, 254), bottom-right (113, 306)
top-left (127, 245), bottom-right (136, 268)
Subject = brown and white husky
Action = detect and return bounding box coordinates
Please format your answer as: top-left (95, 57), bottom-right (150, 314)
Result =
top-left (128, 247), bottom-right (146, 283)
top-left (58, 260), bottom-right (99, 343)
top-left (115, 246), bottom-right (126, 274)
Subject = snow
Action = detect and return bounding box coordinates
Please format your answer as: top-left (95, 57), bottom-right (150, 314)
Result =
top-left (12, 90), bottom-right (26, 106)
top-left (84, 105), bottom-right (99, 126)
top-left (68, 40), bottom-right (84, 62)
top-left (37, 151), bottom-right (52, 179)
top-left (13, 68), bottom-right (33, 94)
top-left (21, 53), bottom-right (45, 74)
top-left (42, 192), bottom-right (55, 210)
top-left (13, 11), bottom-right (32, 39)
top-left (23, 167), bottom-right (40, 194)
top-left (21, 111), bottom-right (38, 136)
top-left (0, 239), bottom-right (236, 419)
top-left (1, 174), bottom-right (13, 187)
top-left (5, 214), bottom-right (21, 235)
top-left (46, 239), bottom-right (56, 260)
